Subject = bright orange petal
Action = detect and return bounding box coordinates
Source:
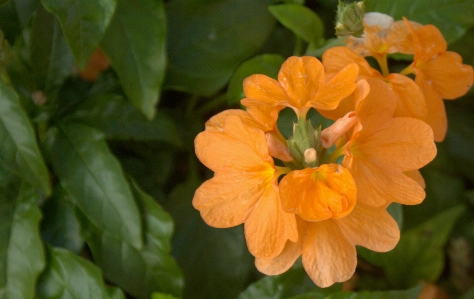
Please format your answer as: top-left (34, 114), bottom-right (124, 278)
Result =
top-left (419, 51), bottom-right (473, 99)
top-left (310, 63), bottom-right (359, 111)
top-left (255, 217), bottom-right (307, 275)
top-left (279, 164), bottom-right (357, 221)
top-left (302, 221), bottom-right (357, 287)
top-left (205, 109), bottom-right (264, 132)
top-left (323, 47), bottom-right (378, 78)
top-left (245, 183), bottom-right (298, 259)
top-left (354, 79), bottom-right (396, 132)
top-left (405, 19), bottom-right (447, 63)
top-left (243, 74), bottom-right (289, 106)
top-left (193, 173), bottom-right (264, 227)
top-left (343, 160), bottom-right (427, 206)
top-left (404, 170), bottom-right (426, 189)
top-left (195, 116), bottom-right (272, 172)
top-left (387, 73), bottom-right (427, 118)
top-left (416, 74), bottom-right (448, 142)
top-left (278, 56), bottom-right (324, 110)
top-left (336, 203), bottom-right (400, 252)
top-left (355, 117), bottom-right (436, 171)
top-left (321, 111), bottom-right (357, 148)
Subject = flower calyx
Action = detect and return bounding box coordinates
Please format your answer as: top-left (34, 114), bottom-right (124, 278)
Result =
top-left (286, 118), bottom-right (324, 170)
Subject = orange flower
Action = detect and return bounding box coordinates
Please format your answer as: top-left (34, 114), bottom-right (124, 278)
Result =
top-left (346, 12), bottom-right (422, 75)
top-left (241, 56), bottom-right (359, 119)
top-left (193, 114), bottom-right (297, 259)
top-left (322, 46), bottom-right (426, 120)
top-left (402, 19), bottom-right (474, 141)
top-left (78, 49), bottom-right (110, 82)
top-left (194, 55), bottom-right (437, 288)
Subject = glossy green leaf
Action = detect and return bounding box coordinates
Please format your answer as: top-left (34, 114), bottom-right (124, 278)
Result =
top-left (41, 0), bottom-right (117, 69)
top-left (268, 4), bottom-right (324, 46)
top-left (227, 54), bottom-right (284, 105)
top-left (236, 265), bottom-right (322, 299)
top-left (12, 0), bottom-right (39, 29)
top-left (365, 0), bottom-right (474, 43)
top-left (359, 206), bottom-right (465, 289)
top-left (30, 4), bottom-right (75, 93)
top-left (41, 185), bottom-right (84, 254)
top-left (47, 122), bottom-right (142, 249)
top-left (64, 93), bottom-right (182, 146)
top-left (0, 79), bottom-right (51, 195)
top-left (74, 179), bottom-right (183, 299)
top-left (166, 176), bottom-right (254, 299)
top-left (100, 0), bottom-right (166, 119)
top-left (36, 246), bottom-right (126, 299)
top-left (165, 0), bottom-right (276, 96)
top-left (325, 286), bottom-right (422, 299)
top-left (0, 180), bottom-right (45, 299)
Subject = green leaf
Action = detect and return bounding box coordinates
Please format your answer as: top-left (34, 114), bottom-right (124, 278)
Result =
top-left (41, 0), bottom-right (117, 69)
top-left (227, 54), bottom-right (284, 105)
top-left (30, 4), bottom-right (75, 94)
top-left (387, 202), bottom-right (403, 230)
top-left (64, 93), bottom-right (182, 146)
top-left (36, 246), bottom-right (126, 299)
top-left (165, 0), bottom-right (276, 96)
top-left (100, 0), bottom-right (166, 119)
top-left (151, 293), bottom-right (179, 299)
top-left (74, 179), bottom-right (183, 299)
top-left (359, 206), bottom-right (465, 289)
top-left (166, 176), bottom-right (254, 299)
top-left (325, 285), bottom-right (422, 299)
top-left (236, 265), bottom-right (322, 299)
top-left (12, 0), bottom-right (40, 29)
top-left (0, 180), bottom-right (45, 299)
top-left (0, 79), bottom-right (51, 195)
top-left (365, 0), bottom-right (474, 43)
top-left (268, 4), bottom-right (324, 46)
top-left (41, 185), bottom-right (84, 254)
top-left (47, 122), bottom-right (142, 248)
top-left (288, 293), bottom-right (326, 299)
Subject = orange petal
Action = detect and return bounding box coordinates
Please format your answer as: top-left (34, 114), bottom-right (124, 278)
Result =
top-left (302, 221), bottom-right (357, 287)
top-left (193, 173), bottom-right (264, 227)
top-left (404, 170), bottom-right (426, 189)
top-left (310, 63), bottom-right (359, 111)
top-left (352, 117), bottom-right (436, 171)
top-left (343, 160), bottom-right (427, 206)
top-left (354, 78), bottom-right (396, 132)
top-left (255, 217), bottom-right (307, 275)
top-left (266, 132), bottom-right (293, 162)
top-left (405, 19), bottom-right (447, 62)
top-left (385, 20), bottom-right (422, 54)
top-left (240, 99), bottom-right (283, 132)
top-left (336, 203), bottom-right (400, 252)
top-left (387, 73), bottom-right (427, 118)
top-left (243, 74), bottom-right (289, 106)
top-left (205, 109), bottom-right (264, 132)
top-left (279, 164), bottom-right (357, 221)
top-left (278, 56), bottom-right (325, 110)
top-left (323, 47), bottom-right (378, 78)
top-left (195, 115), bottom-right (272, 172)
top-left (245, 183), bottom-right (298, 259)
top-left (416, 74), bottom-right (447, 142)
top-left (419, 51), bottom-right (473, 100)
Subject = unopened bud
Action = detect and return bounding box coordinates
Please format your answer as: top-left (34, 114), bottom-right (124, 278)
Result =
top-left (304, 148), bottom-right (317, 164)
top-left (335, 0), bottom-right (365, 38)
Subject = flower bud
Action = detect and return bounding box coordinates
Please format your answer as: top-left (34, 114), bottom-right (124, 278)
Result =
top-left (335, 0), bottom-right (365, 38)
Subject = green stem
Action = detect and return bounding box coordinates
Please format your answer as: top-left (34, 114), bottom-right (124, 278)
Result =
top-left (293, 36), bottom-right (304, 56)
top-left (400, 63), bottom-right (415, 76)
top-left (375, 54), bottom-right (390, 76)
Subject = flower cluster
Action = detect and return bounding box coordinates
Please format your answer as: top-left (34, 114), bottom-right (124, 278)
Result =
top-left (193, 13), bottom-right (472, 287)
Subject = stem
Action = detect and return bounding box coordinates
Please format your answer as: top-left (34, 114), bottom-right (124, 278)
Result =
top-left (400, 63), bottom-right (415, 76)
top-left (375, 54), bottom-right (390, 76)
top-left (275, 166), bottom-right (292, 178)
top-left (293, 36), bottom-right (304, 56)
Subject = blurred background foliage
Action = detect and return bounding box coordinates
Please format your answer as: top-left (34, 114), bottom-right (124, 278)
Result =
top-left (0, 0), bottom-right (473, 298)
